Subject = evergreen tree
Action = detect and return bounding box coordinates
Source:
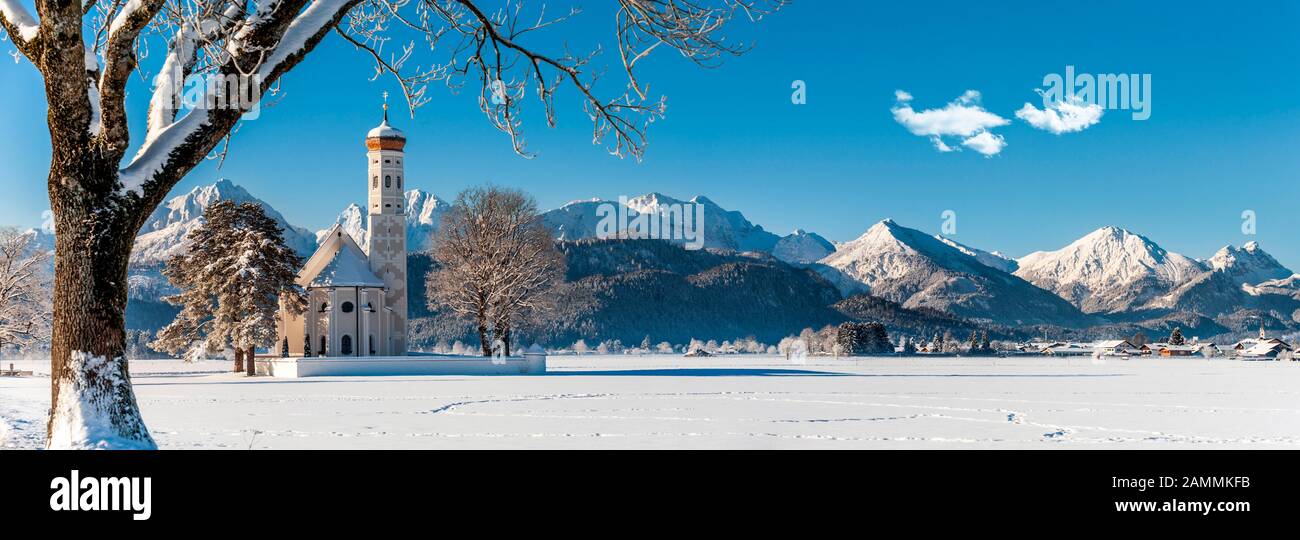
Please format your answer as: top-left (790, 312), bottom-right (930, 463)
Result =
top-left (1169, 327), bottom-right (1186, 346)
top-left (152, 201), bottom-right (307, 373)
top-left (835, 322), bottom-right (892, 356)
top-left (865, 322), bottom-right (891, 354)
top-left (835, 322), bottom-right (862, 355)
top-left (303, 334), bottom-right (312, 358)
top-left (967, 331), bottom-right (979, 353)
top-left (980, 330), bottom-right (991, 353)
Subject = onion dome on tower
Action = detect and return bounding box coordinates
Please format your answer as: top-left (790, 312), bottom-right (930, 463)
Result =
top-left (366, 93), bottom-right (406, 151)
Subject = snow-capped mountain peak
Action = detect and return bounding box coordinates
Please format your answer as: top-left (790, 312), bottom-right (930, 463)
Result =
top-left (1014, 226), bottom-right (1205, 313)
top-left (1206, 241), bottom-right (1291, 286)
top-left (541, 192), bottom-right (786, 256)
top-left (772, 228), bottom-right (835, 265)
top-left (318, 203), bottom-right (367, 246)
top-left (318, 189), bottom-right (450, 254)
top-left (816, 219), bottom-right (1087, 326)
top-left (625, 192), bottom-right (683, 214)
top-left (934, 235), bottom-right (1019, 273)
top-left (133, 179), bottom-right (317, 266)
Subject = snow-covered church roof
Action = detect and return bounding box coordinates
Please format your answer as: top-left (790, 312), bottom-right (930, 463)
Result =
top-left (299, 224), bottom-right (385, 288)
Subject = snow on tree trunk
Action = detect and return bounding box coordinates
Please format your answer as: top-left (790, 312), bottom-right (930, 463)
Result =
top-left (46, 198), bottom-right (154, 449)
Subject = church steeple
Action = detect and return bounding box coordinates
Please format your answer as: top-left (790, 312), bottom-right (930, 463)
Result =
top-left (363, 93), bottom-right (409, 355)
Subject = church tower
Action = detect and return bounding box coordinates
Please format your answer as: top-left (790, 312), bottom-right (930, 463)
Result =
top-left (365, 97), bottom-right (408, 355)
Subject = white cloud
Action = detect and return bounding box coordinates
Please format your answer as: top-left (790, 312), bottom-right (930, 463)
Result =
top-left (1015, 93), bottom-right (1103, 134)
top-left (893, 89), bottom-right (1009, 156)
top-left (960, 131), bottom-right (1006, 157)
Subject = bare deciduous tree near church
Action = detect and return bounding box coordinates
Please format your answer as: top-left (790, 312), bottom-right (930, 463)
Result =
top-left (426, 186), bottom-right (564, 357)
top-left (0, 0), bottom-right (783, 448)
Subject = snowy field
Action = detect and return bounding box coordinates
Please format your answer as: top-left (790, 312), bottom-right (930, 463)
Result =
top-left (3, 355), bottom-right (1300, 449)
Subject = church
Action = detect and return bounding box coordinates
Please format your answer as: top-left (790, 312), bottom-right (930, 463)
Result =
top-left (278, 105), bottom-right (410, 357)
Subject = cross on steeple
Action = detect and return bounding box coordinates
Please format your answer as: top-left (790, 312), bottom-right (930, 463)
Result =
top-left (382, 91), bottom-right (389, 123)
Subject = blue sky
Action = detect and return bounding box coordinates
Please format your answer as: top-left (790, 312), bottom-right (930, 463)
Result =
top-left (1, 1), bottom-right (1298, 266)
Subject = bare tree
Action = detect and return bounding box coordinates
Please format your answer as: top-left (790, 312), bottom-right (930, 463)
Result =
top-left (427, 191), bottom-right (492, 356)
top-left (485, 190), bottom-right (565, 357)
top-left (427, 186), bottom-right (562, 357)
top-left (2, 0), bottom-right (783, 448)
top-left (0, 228), bottom-right (52, 354)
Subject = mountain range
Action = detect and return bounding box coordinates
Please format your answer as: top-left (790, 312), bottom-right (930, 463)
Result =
top-left (541, 192), bottom-right (834, 264)
top-left (16, 180), bottom-right (1299, 345)
top-left (814, 219), bottom-right (1092, 327)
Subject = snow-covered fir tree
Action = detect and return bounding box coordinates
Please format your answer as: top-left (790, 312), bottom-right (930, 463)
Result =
top-left (1169, 327), bottom-right (1186, 346)
top-left (152, 201), bottom-right (306, 374)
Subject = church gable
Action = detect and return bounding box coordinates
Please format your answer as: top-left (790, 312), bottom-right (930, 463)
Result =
top-left (298, 224), bottom-right (385, 288)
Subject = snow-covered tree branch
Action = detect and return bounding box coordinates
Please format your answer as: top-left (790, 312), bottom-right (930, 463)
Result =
top-left (0, 0), bottom-right (41, 58)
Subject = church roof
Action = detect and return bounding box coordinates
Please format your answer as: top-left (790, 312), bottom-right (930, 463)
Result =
top-left (312, 245), bottom-right (385, 287)
top-left (300, 224), bottom-right (385, 288)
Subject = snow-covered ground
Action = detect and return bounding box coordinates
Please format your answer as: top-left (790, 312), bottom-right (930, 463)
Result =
top-left (3, 355), bottom-right (1300, 449)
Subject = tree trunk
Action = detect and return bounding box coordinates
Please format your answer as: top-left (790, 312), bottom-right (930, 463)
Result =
top-left (234, 347), bottom-right (244, 373)
top-left (476, 300), bottom-right (491, 357)
top-left (46, 179), bottom-right (156, 449)
top-left (246, 346), bottom-right (256, 376)
top-left (477, 321), bottom-right (491, 357)
top-left (500, 325), bottom-right (511, 357)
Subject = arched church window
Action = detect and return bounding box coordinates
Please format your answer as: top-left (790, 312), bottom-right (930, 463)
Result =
top-left (319, 302), bottom-right (329, 313)
top-left (320, 336), bottom-right (327, 356)
top-left (397, 176), bottom-right (402, 189)
top-left (369, 335), bottom-right (376, 356)
top-left (342, 302), bottom-right (354, 314)
top-left (341, 335), bottom-right (353, 356)
top-left (385, 175), bottom-right (391, 188)
top-left (373, 176), bottom-right (378, 188)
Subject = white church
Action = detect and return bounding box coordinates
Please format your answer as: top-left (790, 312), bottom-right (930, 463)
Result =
top-left (277, 105), bottom-right (410, 358)
top-left (269, 103), bottom-right (544, 378)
